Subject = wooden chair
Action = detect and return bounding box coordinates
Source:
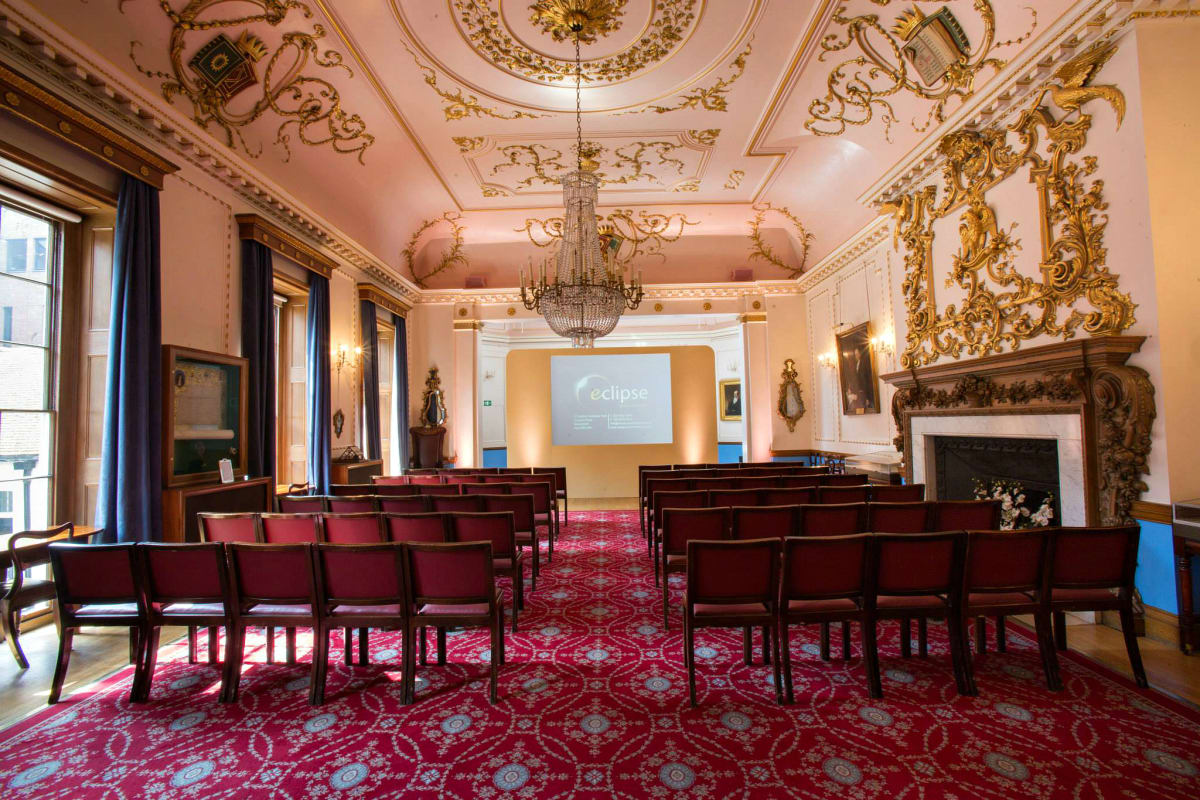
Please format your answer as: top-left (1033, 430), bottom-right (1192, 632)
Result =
top-left (198, 513), bottom-right (260, 544)
top-left (330, 484), bottom-right (377, 496)
top-left (707, 488), bottom-right (763, 508)
top-left (730, 505), bottom-right (800, 540)
top-left (373, 484), bottom-right (419, 496)
top-left (797, 503), bottom-right (868, 537)
top-left (684, 538), bottom-right (782, 707)
top-left (825, 474), bottom-right (869, 487)
top-left (650, 489), bottom-right (709, 583)
top-left (384, 513), bottom-right (449, 544)
top-left (327, 495), bottom-right (378, 513)
top-left (2, 522), bottom-right (76, 668)
top-left (448, 512), bottom-right (524, 632)
top-left (870, 484), bottom-right (926, 502)
top-left (277, 495), bottom-right (328, 513)
top-left (761, 488), bottom-right (815, 506)
top-left (378, 496), bottom-right (431, 514)
top-left (660, 507), bottom-right (729, 629)
top-left (431, 495), bottom-right (485, 513)
top-left (817, 485), bottom-right (869, 504)
top-left (868, 502), bottom-right (933, 533)
top-left (481, 493), bottom-right (543, 587)
top-left (930, 500), bottom-right (1001, 532)
top-left (511, 479), bottom-right (557, 549)
top-left (321, 514), bottom-right (384, 544)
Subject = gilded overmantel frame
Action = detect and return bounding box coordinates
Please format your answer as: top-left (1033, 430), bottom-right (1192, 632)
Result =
top-left (882, 336), bottom-right (1154, 528)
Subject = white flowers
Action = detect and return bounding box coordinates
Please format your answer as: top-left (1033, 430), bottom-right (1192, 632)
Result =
top-left (973, 479), bottom-right (1055, 530)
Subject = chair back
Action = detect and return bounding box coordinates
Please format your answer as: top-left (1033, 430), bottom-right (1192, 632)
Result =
top-left (373, 483), bottom-right (420, 497)
top-left (497, 467), bottom-right (532, 475)
top-left (1049, 525), bottom-right (1140, 590)
top-left (778, 475), bottom-right (821, 488)
top-left (967, 529), bottom-right (1049, 594)
top-left (277, 494), bottom-right (328, 513)
top-left (817, 485), bottom-right (869, 504)
top-left (873, 532), bottom-right (965, 597)
top-left (525, 473), bottom-right (559, 501)
top-left (140, 542), bottom-right (228, 604)
top-left (405, 542), bottom-right (494, 605)
top-left (321, 513), bottom-right (384, 544)
top-left (418, 484), bottom-right (461, 496)
top-left (328, 495), bottom-right (378, 513)
top-left (867, 502), bottom-right (933, 533)
top-left (481, 494), bottom-right (535, 532)
top-left (707, 488), bottom-right (762, 508)
top-left (731, 505), bottom-right (799, 540)
top-left (463, 481), bottom-right (507, 495)
top-left (870, 484), bottom-right (926, 502)
top-left (384, 513), bottom-right (448, 544)
top-left (379, 495), bottom-right (431, 513)
top-left (762, 488), bottom-right (815, 506)
top-left (449, 512), bottom-right (517, 559)
top-left (646, 477), bottom-right (691, 501)
top-left (432, 495), bottom-right (485, 513)
top-left (825, 474), bottom-right (868, 487)
top-left (662, 507), bottom-right (729, 556)
top-left (687, 538), bottom-right (780, 605)
top-left (227, 543), bottom-right (316, 605)
top-left (444, 474), bottom-right (479, 485)
top-left (782, 534), bottom-right (870, 601)
top-left (509, 481), bottom-right (551, 514)
top-left (406, 474), bottom-right (444, 485)
top-left (930, 500), bottom-right (1001, 532)
top-left (330, 484), bottom-right (376, 496)
top-left (652, 489), bottom-right (708, 529)
top-left (733, 477), bottom-right (778, 490)
top-left (797, 503), bottom-right (867, 536)
top-left (49, 543), bottom-right (140, 605)
top-left (7, 523), bottom-right (75, 576)
top-left (315, 543), bottom-right (405, 608)
top-left (198, 513), bottom-right (260, 543)
top-left (690, 478), bottom-right (733, 492)
top-left (371, 476), bottom-right (409, 485)
top-left (261, 514), bottom-right (321, 544)
top-left (481, 474), bottom-right (517, 483)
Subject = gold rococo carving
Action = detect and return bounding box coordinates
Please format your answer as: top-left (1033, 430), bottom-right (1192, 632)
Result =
top-left (883, 42), bottom-right (1135, 370)
top-left (747, 202), bottom-right (813, 279)
top-left (402, 212), bottom-right (469, 288)
top-left (620, 38), bottom-right (751, 115)
top-left (404, 45), bottom-right (545, 122)
top-left (518, 209), bottom-right (698, 267)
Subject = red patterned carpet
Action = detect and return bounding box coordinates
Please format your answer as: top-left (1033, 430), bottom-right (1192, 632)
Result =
top-left (1, 511), bottom-right (1199, 799)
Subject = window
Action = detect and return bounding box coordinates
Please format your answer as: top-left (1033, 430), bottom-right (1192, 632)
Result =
top-left (273, 280), bottom-right (308, 487)
top-left (376, 320), bottom-right (395, 469)
top-left (33, 237), bottom-right (47, 272)
top-left (0, 203), bottom-right (58, 545)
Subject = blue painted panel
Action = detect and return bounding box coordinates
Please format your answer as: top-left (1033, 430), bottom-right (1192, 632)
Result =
top-left (1135, 519), bottom-right (1177, 614)
top-left (717, 443), bottom-right (743, 464)
top-left (481, 448), bottom-right (507, 468)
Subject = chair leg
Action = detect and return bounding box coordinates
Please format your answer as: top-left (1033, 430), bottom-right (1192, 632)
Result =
top-left (512, 573), bottom-right (522, 634)
top-left (685, 617), bottom-right (697, 708)
top-left (761, 625), bottom-right (770, 665)
top-left (221, 625), bottom-right (246, 704)
top-left (771, 622), bottom-right (783, 705)
top-left (207, 627), bottom-right (220, 664)
top-left (918, 618), bottom-right (928, 658)
top-left (662, 569), bottom-right (670, 630)
top-left (900, 618), bottom-right (912, 658)
top-left (975, 616), bottom-right (987, 653)
top-left (742, 626), bottom-right (752, 666)
top-left (1, 602), bottom-right (29, 669)
top-left (266, 625), bottom-right (276, 664)
top-left (546, 523), bottom-right (554, 562)
top-left (819, 622), bottom-right (831, 661)
top-left (862, 619), bottom-right (882, 699)
top-left (947, 613), bottom-right (976, 696)
top-left (48, 627), bottom-right (75, 704)
top-left (1119, 603), bottom-right (1149, 689)
top-left (343, 627), bottom-right (354, 666)
top-left (186, 625), bottom-right (198, 664)
top-left (781, 620), bottom-right (794, 704)
top-left (841, 622), bottom-right (852, 661)
top-left (653, 536), bottom-right (660, 586)
top-left (1053, 611), bottom-right (1067, 650)
top-left (1033, 612), bottom-right (1063, 691)
top-left (128, 627), bottom-right (139, 664)
top-left (285, 627), bottom-right (297, 665)
top-left (358, 628), bottom-right (370, 665)
top-left (489, 612), bottom-right (500, 704)
top-left (419, 627), bottom-right (428, 666)
top-left (401, 625), bottom-right (415, 705)
top-left (995, 616), bottom-right (1007, 652)
top-left (137, 626), bottom-right (162, 703)
top-left (436, 627), bottom-right (447, 666)
top-left (309, 627), bottom-right (329, 706)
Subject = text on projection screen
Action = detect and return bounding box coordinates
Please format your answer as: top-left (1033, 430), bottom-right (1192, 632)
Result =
top-left (550, 354), bottom-right (673, 446)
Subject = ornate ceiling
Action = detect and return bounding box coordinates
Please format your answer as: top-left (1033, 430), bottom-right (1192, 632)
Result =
top-left (15, 0), bottom-right (1079, 288)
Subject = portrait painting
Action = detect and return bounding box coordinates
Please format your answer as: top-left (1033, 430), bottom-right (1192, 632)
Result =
top-left (719, 379), bottom-right (742, 421)
top-left (835, 322), bottom-right (880, 415)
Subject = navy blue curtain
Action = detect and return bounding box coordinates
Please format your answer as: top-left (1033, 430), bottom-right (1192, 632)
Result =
top-left (360, 299), bottom-right (381, 461)
top-left (306, 273), bottom-right (331, 493)
top-left (95, 175), bottom-right (162, 543)
top-left (394, 312), bottom-right (409, 471)
top-left (241, 240), bottom-right (275, 479)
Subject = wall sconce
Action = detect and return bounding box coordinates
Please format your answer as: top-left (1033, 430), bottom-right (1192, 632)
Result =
top-left (870, 332), bottom-right (895, 357)
top-left (482, 369), bottom-right (495, 381)
top-left (332, 343), bottom-right (362, 375)
top-left (817, 352), bottom-right (837, 369)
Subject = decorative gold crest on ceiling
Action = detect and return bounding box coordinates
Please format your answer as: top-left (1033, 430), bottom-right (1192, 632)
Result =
top-left (402, 212), bottom-right (469, 287)
top-left (747, 202), bottom-right (812, 278)
top-left (883, 42), bottom-right (1135, 368)
top-left (404, 45), bottom-right (546, 121)
top-left (724, 169), bottom-right (745, 190)
top-left (518, 209), bottom-right (698, 266)
top-left (128, 0), bottom-right (374, 162)
top-left (621, 38), bottom-right (751, 114)
top-left (806, 1), bottom-right (1037, 141)
top-left (453, 0), bottom-right (697, 84)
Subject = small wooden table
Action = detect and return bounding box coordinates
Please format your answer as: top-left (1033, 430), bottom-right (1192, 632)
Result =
top-left (0, 525), bottom-right (101, 573)
top-left (1173, 500), bottom-right (1200, 653)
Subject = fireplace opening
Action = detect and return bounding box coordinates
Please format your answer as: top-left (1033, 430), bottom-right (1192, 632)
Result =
top-left (932, 435), bottom-right (1061, 525)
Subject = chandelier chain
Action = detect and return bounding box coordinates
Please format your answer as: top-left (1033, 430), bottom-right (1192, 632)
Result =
top-left (575, 31), bottom-right (583, 171)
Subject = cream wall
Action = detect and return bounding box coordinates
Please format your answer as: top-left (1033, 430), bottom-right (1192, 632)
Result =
top-left (764, 293), bottom-right (812, 452)
top-left (506, 346), bottom-right (718, 497)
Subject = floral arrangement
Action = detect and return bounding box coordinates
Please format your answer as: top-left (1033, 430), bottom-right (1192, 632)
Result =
top-left (972, 479), bottom-right (1055, 530)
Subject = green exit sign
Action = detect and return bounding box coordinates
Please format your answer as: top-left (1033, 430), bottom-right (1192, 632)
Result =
top-left (482, 400), bottom-right (492, 407)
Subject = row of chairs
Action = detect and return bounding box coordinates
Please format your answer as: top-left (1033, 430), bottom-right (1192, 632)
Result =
top-left (45, 535), bottom-right (511, 708)
top-left (676, 525), bottom-right (1145, 707)
top-left (380, 466), bottom-right (570, 522)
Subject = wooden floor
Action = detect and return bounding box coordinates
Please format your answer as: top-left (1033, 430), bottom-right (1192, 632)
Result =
top-left (1, 501), bottom-right (1196, 729)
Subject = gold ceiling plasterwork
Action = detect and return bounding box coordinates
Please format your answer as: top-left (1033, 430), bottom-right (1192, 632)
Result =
top-left (883, 42), bottom-right (1135, 369)
top-left (747, 201), bottom-right (813, 279)
top-left (453, 136), bottom-right (486, 152)
top-left (529, 0), bottom-right (628, 44)
top-left (453, 0), bottom-right (698, 85)
top-left (518, 209), bottom-right (698, 266)
top-left (673, 179), bottom-right (699, 192)
top-left (686, 128), bottom-right (720, 147)
top-left (621, 37), bottom-right (751, 114)
top-left (724, 169), bottom-right (745, 190)
top-left (806, 1), bottom-right (1037, 141)
top-left (402, 211), bottom-right (469, 288)
top-left (127, 0), bottom-right (375, 162)
top-left (404, 44), bottom-right (546, 121)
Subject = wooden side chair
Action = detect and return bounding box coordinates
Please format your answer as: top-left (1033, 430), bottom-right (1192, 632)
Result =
top-left (2, 522), bottom-right (76, 668)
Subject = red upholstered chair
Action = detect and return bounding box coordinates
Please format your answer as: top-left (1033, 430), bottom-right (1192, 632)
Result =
top-left (2, 522), bottom-right (77, 668)
top-left (47, 543), bottom-right (146, 704)
top-left (498, 467), bottom-right (532, 475)
top-left (525, 474), bottom-right (561, 538)
top-left (481, 494), bottom-right (543, 586)
top-left (403, 542), bottom-right (504, 704)
top-left (463, 481), bottom-right (507, 495)
top-left (373, 484), bottom-right (419, 497)
top-left (330, 484), bottom-right (376, 496)
top-left (708, 488), bottom-right (763, 508)
top-left (481, 474), bottom-right (516, 483)
top-left (432, 495), bottom-right (485, 513)
top-left (690, 478), bottom-right (734, 493)
top-left (779, 535), bottom-right (874, 700)
top-left (818, 485), bottom-right (869, 504)
top-left (868, 502), bottom-right (934, 533)
top-left (642, 474), bottom-right (688, 537)
top-left (321, 514), bottom-right (383, 544)
top-left (418, 484), bottom-right (462, 496)
top-left (964, 529), bottom-right (1058, 691)
top-left (731, 505), bottom-right (800, 541)
top-left (1046, 525), bottom-right (1146, 687)
top-left (277, 495), bottom-right (329, 513)
top-left (797, 504), bottom-right (868, 537)
top-left (405, 475), bottom-right (444, 486)
top-left (372, 476), bottom-right (409, 485)
top-left (870, 484), bottom-right (926, 502)
top-left (444, 474), bottom-right (479, 486)
top-left (930, 500), bottom-right (1002, 532)
top-left (261, 514), bottom-right (321, 544)
top-left (449, 512), bottom-right (524, 632)
top-left (137, 542), bottom-right (232, 701)
top-left (684, 538), bottom-right (782, 707)
top-left (865, 532), bottom-right (972, 698)
top-left (385, 513), bottom-right (448, 544)
top-left (223, 543), bottom-right (320, 703)
top-left (825, 474), bottom-right (869, 487)
top-left (779, 475), bottom-right (822, 489)
top-left (540, 466), bottom-right (569, 524)
top-left (311, 543), bottom-right (407, 704)
top-left (379, 496), bottom-right (431, 514)
top-left (762, 488), bottom-right (815, 506)
top-left (661, 507), bottom-right (729, 629)
top-left (198, 513), bottom-right (260, 543)
top-left (734, 477), bottom-right (778, 490)
top-left (651, 489), bottom-right (709, 583)
top-left (510, 480), bottom-right (557, 549)
top-left (328, 496), bottom-right (378, 514)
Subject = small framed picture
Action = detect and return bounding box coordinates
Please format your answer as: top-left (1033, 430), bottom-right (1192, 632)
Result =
top-left (218, 458), bottom-right (235, 484)
top-left (718, 379), bottom-right (742, 421)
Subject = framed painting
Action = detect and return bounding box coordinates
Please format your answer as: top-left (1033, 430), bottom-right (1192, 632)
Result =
top-left (162, 345), bottom-right (249, 486)
top-left (835, 322), bottom-right (880, 415)
top-left (718, 378), bottom-right (742, 421)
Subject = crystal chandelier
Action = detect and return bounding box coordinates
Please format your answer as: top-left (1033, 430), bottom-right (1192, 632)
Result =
top-left (519, 16), bottom-right (643, 348)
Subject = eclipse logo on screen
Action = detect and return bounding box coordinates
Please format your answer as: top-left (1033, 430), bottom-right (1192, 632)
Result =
top-left (574, 374), bottom-right (650, 407)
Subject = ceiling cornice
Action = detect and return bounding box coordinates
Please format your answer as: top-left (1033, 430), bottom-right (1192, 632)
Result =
top-left (794, 215), bottom-right (891, 293)
top-left (413, 279), bottom-right (803, 306)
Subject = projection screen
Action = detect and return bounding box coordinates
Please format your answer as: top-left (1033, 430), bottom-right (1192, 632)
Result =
top-left (550, 353), bottom-right (673, 446)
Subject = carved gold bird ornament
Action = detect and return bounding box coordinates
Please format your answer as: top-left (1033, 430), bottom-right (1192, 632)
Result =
top-left (1043, 41), bottom-right (1125, 127)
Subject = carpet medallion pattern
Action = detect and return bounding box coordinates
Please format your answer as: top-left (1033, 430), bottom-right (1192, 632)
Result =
top-left (0, 511), bottom-right (1198, 798)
